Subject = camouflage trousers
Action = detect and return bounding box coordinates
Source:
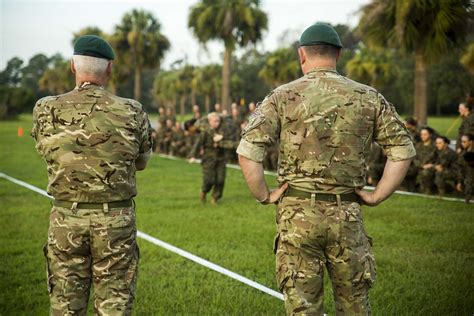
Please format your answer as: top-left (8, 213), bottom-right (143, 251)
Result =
top-left (44, 203), bottom-right (139, 315)
top-left (434, 170), bottom-right (455, 195)
top-left (418, 168), bottom-right (435, 194)
top-left (275, 196), bottom-right (376, 315)
top-left (201, 157), bottom-right (226, 200)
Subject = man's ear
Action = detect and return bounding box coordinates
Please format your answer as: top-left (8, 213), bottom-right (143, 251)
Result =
top-left (335, 48), bottom-right (341, 62)
top-left (70, 59), bottom-right (76, 74)
top-left (106, 61), bottom-right (113, 76)
top-left (298, 47), bottom-right (306, 65)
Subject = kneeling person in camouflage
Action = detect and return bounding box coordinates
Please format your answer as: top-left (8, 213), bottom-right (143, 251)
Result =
top-left (32, 35), bottom-right (152, 315)
top-left (237, 23), bottom-right (415, 315)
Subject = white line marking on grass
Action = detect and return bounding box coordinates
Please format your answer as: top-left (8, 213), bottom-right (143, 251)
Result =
top-left (158, 154), bottom-right (468, 203)
top-left (0, 172), bottom-right (284, 301)
top-left (136, 231), bottom-right (284, 300)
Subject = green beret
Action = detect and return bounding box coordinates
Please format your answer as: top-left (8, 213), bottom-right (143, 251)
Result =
top-left (299, 22), bottom-right (343, 48)
top-left (73, 35), bottom-right (115, 60)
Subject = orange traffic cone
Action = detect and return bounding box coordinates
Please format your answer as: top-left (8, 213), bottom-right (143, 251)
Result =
top-left (18, 127), bottom-right (24, 137)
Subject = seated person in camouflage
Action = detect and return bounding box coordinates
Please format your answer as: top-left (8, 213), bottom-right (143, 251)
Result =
top-left (432, 136), bottom-right (457, 195)
top-left (456, 134), bottom-right (474, 203)
top-left (237, 23), bottom-right (415, 315)
top-left (416, 127), bottom-right (437, 194)
top-left (31, 35), bottom-right (152, 315)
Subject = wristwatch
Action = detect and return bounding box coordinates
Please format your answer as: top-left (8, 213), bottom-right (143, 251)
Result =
top-left (256, 192), bottom-right (271, 205)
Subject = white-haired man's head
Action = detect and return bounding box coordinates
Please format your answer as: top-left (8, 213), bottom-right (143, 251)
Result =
top-left (71, 55), bottom-right (112, 85)
top-left (207, 112), bottom-right (221, 129)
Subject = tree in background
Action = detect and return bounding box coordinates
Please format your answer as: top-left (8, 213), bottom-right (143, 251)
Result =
top-left (152, 70), bottom-right (178, 110)
top-left (259, 47), bottom-right (300, 88)
top-left (346, 45), bottom-right (397, 90)
top-left (188, 0), bottom-right (268, 111)
top-left (0, 57), bottom-right (24, 86)
top-left (38, 55), bottom-right (74, 95)
top-left (114, 9), bottom-right (170, 102)
top-left (71, 26), bottom-right (106, 45)
top-left (358, 0), bottom-right (472, 125)
top-left (20, 54), bottom-right (51, 97)
top-left (175, 64), bottom-right (195, 115)
top-left (460, 43), bottom-right (474, 75)
top-left (192, 64), bottom-right (221, 113)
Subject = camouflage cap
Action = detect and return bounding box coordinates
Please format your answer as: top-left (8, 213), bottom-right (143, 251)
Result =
top-left (73, 35), bottom-right (115, 60)
top-left (299, 22), bottom-right (343, 48)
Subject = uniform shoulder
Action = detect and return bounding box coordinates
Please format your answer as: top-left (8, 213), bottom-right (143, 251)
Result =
top-left (34, 90), bottom-right (76, 109)
top-left (112, 95), bottom-right (145, 111)
top-left (272, 72), bottom-right (380, 99)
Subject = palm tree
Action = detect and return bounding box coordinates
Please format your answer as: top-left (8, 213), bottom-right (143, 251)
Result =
top-left (188, 0), bottom-right (268, 111)
top-left (152, 70), bottom-right (178, 110)
top-left (358, 0), bottom-right (471, 125)
top-left (345, 45), bottom-right (397, 90)
top-left (39, 55), bottom-right (74, 95)
top-left (71, 26), bottom-right (106, 46)
top-left (460, 43), bottom-right (474, 75)
top-left (114, 9), bottom-right (170, 102)
top-left (258, 47), bottom-right (301, 88)
top-left (192, 64), bottom-right (222, 113)
top-left (175, 65), bottom-right (195, 115)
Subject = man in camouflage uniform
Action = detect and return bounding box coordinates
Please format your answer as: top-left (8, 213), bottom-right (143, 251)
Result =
top-left (456, 134), bottom-right (474, 203)
top-left (189, 112), bottom-right (238, 204)
top-left (237, 23), bottom-right (415, 315)
top-left (456, 103), bottom-right (474, 153)
top-left (31, 35), bottom-right (152, 315)
top-left (415, 127), bottom-right (437, 194)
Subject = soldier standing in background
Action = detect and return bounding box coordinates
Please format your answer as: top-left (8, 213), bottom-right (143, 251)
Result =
top-left (31, 35), bottom-right (152, 315)
top-left (189, 112), bottom-right (238, 204)
top-left (237, 23), bottom-right (415, 315)
top-left (457, 102), bottom-right (474, 153)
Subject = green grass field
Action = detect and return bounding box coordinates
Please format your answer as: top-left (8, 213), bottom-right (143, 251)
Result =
top-left (1, 115), bottom-right (473, 315)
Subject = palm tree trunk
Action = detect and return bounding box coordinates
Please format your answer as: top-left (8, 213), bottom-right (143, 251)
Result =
top-left (134, 65), bottom-right (142, 102)
top-left (204, 95), bottom-right (210, 114)
top-left (179, 95), bottom-right (186, 115)
top-left (221, 47), bottom-right (232, 112)
top-left (414, 50), bottom-right (428, 126)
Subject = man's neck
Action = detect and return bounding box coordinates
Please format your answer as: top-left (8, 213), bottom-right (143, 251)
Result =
top-left (423, 140), bottom-right (431, 146)
top-left (75, 76), bottom-right (107, 88)
top-left (302, 60), bottom-right (337, 75)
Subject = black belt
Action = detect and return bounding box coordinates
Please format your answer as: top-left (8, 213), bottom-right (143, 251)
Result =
top-left (285, 187), bottom-right (359, 203)
top-left (53, 199), bottom-right (133, 209)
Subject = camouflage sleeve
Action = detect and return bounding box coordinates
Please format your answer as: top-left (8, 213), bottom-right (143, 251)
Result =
top-left (374, 94), bottom-right (416, 161)
top-left (236, 92), bottom-right (280, 162)
top-left (136, 107), bottom-right (153, 164)
top-left (31, 97), bottom-right (50, 157)
top-left (189, 130), bottom-right (204, 158)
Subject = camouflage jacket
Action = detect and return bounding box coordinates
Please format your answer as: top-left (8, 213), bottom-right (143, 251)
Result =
top-left (457, 112), bottom-right (474, 150)
top-left (32, 84), bottom-right (152, 202)
top-left (237, 67), bottom-right (416, 194)
top-left (190, 123), bottom-right (236, 161)
top-left (414, 141), bottom-right (436, 168)
top-left (434, 147), bottom-right (457, 170)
